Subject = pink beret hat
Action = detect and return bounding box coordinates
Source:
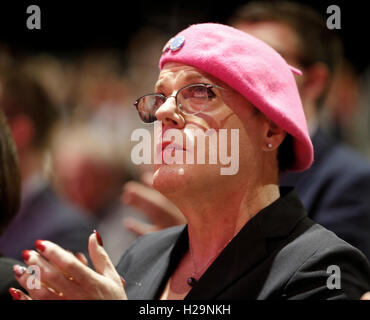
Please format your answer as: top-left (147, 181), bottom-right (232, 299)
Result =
top-left (159, 23), bottom-right (313, 171)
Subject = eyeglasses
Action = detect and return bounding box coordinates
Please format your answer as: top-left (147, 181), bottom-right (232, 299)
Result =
top-left (133, 83), bottom-right (223, 123)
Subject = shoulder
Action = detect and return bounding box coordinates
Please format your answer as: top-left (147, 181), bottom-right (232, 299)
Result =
top-left (277, 222), bottom-right (370, 299)
top-left (306, 140), bottom-right (370, 210)
top-left (283, 221), bottom-right (368, 263)
top-left (318, 141), bottom-right (370, 181)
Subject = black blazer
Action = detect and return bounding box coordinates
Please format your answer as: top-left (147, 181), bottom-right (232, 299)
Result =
top-left (280, 129), bottom-right (370, 259)
top-left (116, 188), bottom-right (370, 300)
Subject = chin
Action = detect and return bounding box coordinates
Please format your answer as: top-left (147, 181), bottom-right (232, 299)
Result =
top-left (153, 164), bottom-right (188, 194)
top-left (153, 163), bottom-right (221, 197)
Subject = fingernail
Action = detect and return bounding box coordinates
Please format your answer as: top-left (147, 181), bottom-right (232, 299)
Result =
top-left (94, 230), bottom-right (103, 246)
top-left (35, 240), bottom-right (46, 252)
top-left (120, 276), bottom-right (126, 286)
top-left (22, 250), bottom-right (31, 261)
top-left (9, 288), bottom-right (21, 300)
top-left (13, 264), bottom-right (26, 277)
top-left (74, 252), bottom-right (82, 259)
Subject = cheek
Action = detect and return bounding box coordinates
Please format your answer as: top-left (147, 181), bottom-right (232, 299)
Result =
top-left (228, 117), bottom-right (263, 167)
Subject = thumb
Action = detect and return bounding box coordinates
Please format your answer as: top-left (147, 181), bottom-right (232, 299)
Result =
top-left (361, 292), bottom-right (370, 300)
top-left (88, 230), bottom-right (120, 283)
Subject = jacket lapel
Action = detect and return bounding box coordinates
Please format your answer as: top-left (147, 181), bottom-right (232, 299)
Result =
top-left (185, 187), bottom-right (306, 299)
top-left (127, 226), bottom-right (188, 299)
top-left (185, 213), bottom-right (267, 299)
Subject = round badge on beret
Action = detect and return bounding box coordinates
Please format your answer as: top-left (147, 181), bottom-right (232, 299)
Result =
top-left (169, 36), bottom-right (185, 51)
top-left (162, 38), bottom-right (173, 53)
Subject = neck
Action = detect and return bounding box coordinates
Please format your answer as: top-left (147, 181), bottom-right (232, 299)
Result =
top-left (167, 181), bottom-right (280, 267)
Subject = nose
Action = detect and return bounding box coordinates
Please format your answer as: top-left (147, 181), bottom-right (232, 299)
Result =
top-left (155, 95), bottom-right (185, 128)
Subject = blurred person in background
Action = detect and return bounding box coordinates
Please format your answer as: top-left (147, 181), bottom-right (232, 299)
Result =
top-left (0, 65), bottom-right (93, 261)
top-left (67, 50), bottom-right (143, 174)
top-left (230, 1), bottom-right (370, 260)
top-left (0, 109), bottom-right (24, 300)
top-left (125, 27), bottom-right (170, 100)
top-left (122, 1), bottom-right (370, 260)
top-left (51, 122), bottom-right (145, 265)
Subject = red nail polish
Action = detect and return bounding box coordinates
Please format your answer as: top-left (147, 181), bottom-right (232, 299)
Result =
top-left (120, 276), bottom-right (126, 286)
top-left (22, 250), bottom-right (31, 261)
top-left (94, 230), bottom-right (103, 246)
top-left (9, 288), bottom-right (21, 300)
top-left (35, 240), bottom-right (46, 252)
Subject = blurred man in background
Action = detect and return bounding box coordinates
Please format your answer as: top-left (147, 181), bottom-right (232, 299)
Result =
top-left (123, 1), bottom-right (370, 260)
top-left (51, 122), bottom-right (145, 265)
top-left (230, 1), bottom-right (370, 259)
top-left (0, 65), bottom-right (93, 261)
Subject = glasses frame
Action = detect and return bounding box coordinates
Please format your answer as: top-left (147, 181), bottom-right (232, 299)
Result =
top-left (133, 83), bottom-right (224, 123)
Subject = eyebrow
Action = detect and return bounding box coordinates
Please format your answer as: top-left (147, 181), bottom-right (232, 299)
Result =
top-left (154, 72), bottom-right (213, 93)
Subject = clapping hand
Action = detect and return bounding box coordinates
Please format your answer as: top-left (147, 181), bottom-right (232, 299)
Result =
top-left (9, 231), bottom-right (127, 300)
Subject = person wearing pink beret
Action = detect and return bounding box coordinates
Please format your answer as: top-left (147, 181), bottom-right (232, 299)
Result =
top-left (11, 23), bottom-right (370, 300)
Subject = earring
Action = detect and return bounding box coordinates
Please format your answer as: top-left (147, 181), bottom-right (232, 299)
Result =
top-left (267, 143), bottom-right (273, 149)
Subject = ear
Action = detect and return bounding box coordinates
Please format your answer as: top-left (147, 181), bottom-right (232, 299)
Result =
top-left (300, 62), bottom-right (330, 104)
top-left (262, 119), bottom-right (286, 152)
top-left (8, 114), bottom-right (35, 153)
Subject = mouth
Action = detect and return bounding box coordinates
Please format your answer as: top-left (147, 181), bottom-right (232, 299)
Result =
top-left (158, 141), bottom-right (186, 154)
top-left (162, 141), bottom-right (186, 152)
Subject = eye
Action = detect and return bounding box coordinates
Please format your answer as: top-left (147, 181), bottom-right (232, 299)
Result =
top-left (192, 86), bottom-right (208, 98)
top-left (182, 85), bottom-right (216, 99)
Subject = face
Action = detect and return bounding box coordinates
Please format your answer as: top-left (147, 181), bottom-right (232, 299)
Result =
top-left (53, 147), bottom-right (121, 214)
top-left (150, 63), bottom-right (271, 199)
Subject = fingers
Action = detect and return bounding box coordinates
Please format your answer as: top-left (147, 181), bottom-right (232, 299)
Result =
top-left (88, 231), bottom-right (121, 284)
top-left (13, 237), bottom-right (127, 300)
top-left (75, 252), bottom-right (89, 266)
top-left (13, 264), bottom-right (63, 300)
top-left (9, 287), bottom-right (32, 300)
top-left (122, 181), bottom-right (161, 218)
top-left (33, 240), bottom-right (98, 286)
top-left (122, 181), bottom-right (186, 225)
top-left (123, 217), bottom-right (157, 236)
top-left (361, 292), bottom-right (370, 300)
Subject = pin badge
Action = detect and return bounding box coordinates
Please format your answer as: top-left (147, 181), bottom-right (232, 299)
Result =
top-left (162, 38), bottom-right (173, 53)
top-left (169, 36), bottom-right (185, 51)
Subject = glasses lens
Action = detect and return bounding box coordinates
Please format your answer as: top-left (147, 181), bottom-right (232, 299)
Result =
top-left (177, 84), bottom-right (210, 115)
top-left (137, 94), bottom-right (165, 123)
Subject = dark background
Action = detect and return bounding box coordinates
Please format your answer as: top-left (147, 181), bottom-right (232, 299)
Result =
top-left (0, 0), bottom-right (367, 72)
